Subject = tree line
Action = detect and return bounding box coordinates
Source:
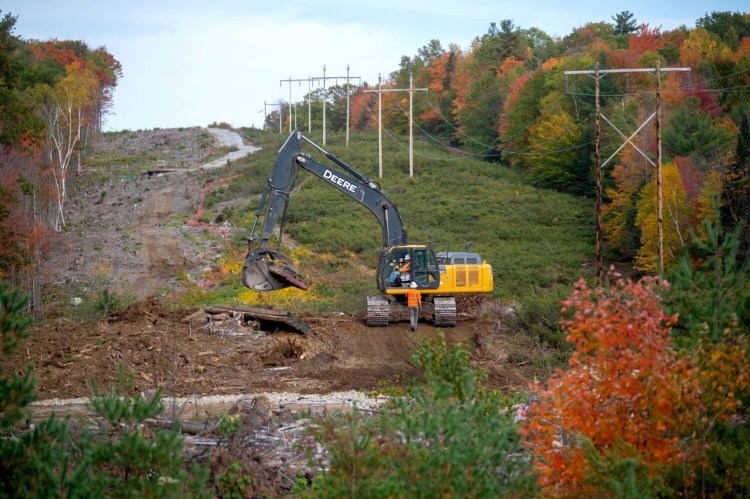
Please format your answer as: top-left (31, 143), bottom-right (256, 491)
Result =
top-left (270, 10), bottom-right (750, 273)
top-left (0, 11), bottom-right (122, 309)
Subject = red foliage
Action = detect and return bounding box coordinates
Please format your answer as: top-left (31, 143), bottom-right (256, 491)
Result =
top-left (499, 72), bottom-right (531, 136)
top-left (684, 82), bottom-right (721, 118)
top-left (524, 272), bottom-right (750, 496)
top-left (30, 40), bottom-right (82, 68)
top-left (675, 156), bottom-right (705, 208)
top-left (628, 24), bottom-right (666, 57)
top-left (524, 275), bottom-right (684, 496)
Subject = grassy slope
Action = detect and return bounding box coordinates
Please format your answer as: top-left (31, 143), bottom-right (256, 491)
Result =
top-left (199, 128), bottom-right (594, 345)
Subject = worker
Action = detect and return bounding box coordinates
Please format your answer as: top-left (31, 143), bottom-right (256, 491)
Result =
top-left (406, 281), bottom-right (422, 331)
top-left (388, 254), bottom-right (411, 286)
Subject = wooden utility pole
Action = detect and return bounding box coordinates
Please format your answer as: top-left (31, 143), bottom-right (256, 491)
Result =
top-left (311, 65), bottom-right (361, 146)
top-left (594, 62), bottom-right (602, 285)
top-left (655, 61), bottom-right (664, 274)
top-left (364, 73), bottom-right (427, 178)
top-left (565, 64), bottom-right (689, 281)
top-left (263, 101), bottom-right (282, 133)
top-left (280, 76), bottom-right (310, 133)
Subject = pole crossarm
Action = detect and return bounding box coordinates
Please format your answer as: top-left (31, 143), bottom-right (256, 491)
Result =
top-left (310, 66), bottom-right (361, 145)
top-left (280, 77), bottom-right (313, 133)
top-left (363, 88), bottom-right (428, 93)
top-left (565, 68), bottom-right (691, 75)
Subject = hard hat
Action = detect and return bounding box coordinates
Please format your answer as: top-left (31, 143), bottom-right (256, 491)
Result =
top-left (410, 281), bottom-right (418, 288)
top-left (404, 254), bottom-right (411, 260)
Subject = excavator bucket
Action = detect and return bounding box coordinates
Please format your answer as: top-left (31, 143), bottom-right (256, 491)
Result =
top-left (241, 249), bottom-right (310, 292)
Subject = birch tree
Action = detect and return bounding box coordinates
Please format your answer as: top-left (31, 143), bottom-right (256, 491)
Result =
top-left (34, 62), bottom-right (97, 231)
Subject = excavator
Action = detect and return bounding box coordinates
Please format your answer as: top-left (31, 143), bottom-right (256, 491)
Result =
top-left (241, 131), bottom-right (493, 327)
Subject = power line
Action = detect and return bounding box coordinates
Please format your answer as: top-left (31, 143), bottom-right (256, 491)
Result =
top-left (364, 73), bottom-right (427, 178)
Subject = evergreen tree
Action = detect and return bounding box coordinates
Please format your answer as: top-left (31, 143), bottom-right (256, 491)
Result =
top-left (612, 11), bottom-right (640, 35)
top-left (0, 281), bottom-right (208, 497)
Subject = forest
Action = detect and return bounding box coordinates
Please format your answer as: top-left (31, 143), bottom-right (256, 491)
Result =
top-left (268, 11), bottom-right (750, 276)
top-left (1, 7), bottom-right (750, 497)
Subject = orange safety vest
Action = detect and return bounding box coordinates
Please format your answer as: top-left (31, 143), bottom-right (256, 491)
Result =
top-left (406, 288), bottom-right (422, 307)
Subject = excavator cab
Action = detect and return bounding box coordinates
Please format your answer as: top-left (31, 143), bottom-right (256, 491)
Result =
top-left (378, 245), bottom-right (441, 292)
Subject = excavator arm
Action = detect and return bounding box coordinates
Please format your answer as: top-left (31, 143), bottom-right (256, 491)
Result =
top-left (242, 131), bottom-right (407, 292)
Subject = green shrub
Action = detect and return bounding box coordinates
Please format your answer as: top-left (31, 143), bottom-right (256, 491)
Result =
top-left (0, 282), bottom-right (208, 497)
top-left (301, 332), bottom-right (537, 497)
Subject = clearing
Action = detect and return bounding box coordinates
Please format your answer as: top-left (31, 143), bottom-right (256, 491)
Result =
top-left (9, 128), bottom-right (541, 411)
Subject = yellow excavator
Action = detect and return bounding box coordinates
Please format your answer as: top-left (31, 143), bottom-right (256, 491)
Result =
top-left (241, 131), bottom-right (493, 326)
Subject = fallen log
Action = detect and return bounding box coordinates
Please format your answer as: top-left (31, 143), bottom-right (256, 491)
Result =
top-left (205, 305), bottom-right (309, 334)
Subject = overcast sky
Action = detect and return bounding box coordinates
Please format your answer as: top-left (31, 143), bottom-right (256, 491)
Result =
top-left (4, 1), bottom-right (746, 131)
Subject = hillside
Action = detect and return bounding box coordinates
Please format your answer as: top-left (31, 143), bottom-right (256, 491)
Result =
top-left (10, 127), bottom-right (595, 404)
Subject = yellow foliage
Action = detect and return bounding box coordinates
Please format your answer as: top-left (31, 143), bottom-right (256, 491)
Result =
top-left (635, 162), bottom-right (693, 272)
top-left (680, 28), bottom-right (720, 68)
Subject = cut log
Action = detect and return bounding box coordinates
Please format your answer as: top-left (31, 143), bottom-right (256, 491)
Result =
top-left (205, 305), bottom-right (309, 334)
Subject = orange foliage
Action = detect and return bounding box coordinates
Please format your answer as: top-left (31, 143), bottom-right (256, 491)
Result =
top-left (628, 24), bottom-right (666, 57)
top-left (30, 40), bottom-right (81, 67)
top-left (426, 51), bottom-right (453, 93)
top-left (450, 51), bottom-right (477, 117)
top-left (498, 55), bottom-right (524, 75)
top-left (603, 139), bottom-right (652, 250)
top-left (524, 276), bottom-right (684, 496)
top-left (525, 274), bottom-right (750, 496)
top-left (499, 72), bottom-right (531, 136)
top-left (679, 28), bottom-right (720, 68)
top-left (739, 37), bottom-right (750, 61)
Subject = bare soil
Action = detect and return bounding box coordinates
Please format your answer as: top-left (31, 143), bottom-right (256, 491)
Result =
top-left (9, 128), bottom-right (536, 404)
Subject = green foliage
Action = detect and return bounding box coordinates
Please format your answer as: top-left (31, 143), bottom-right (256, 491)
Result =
top-left (0, 283), bottom-right (208, 497)
top-left (302, 333), bottom-right (537, 497)
top-left (215, 461), bottom-right (253, 499)
top-left (96, 287), bottom-right (125, 317)
top-left (668, 210), bottom-right (750, 344)
top-left (218, 412), bottom-right (241, 438)
top-left (0, 280), bottom-right (31, 356)
top-left (583, 441), bottom-right (668, 498)
top-left (611, 11), bottom-right (640, 36)
top-left (79, 367), bottom-right (209, 497)
top-left (663, 100), bottom-right (735, 160)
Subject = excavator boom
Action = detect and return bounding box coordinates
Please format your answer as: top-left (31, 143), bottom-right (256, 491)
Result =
top-left (242, 131), bottom-right (406, 292)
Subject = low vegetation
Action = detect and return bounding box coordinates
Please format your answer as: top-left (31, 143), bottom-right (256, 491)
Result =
top-left (181, 128), bottom-right (594, 353)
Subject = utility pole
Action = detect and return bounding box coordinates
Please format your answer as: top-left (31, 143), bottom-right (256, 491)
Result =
top-left (364, 73), bottom-right (427, 178)
top-left (565, 64), bottom-right (689, 281)
top-left (655, 61), bottom-right (663, 275)
top-left (594, 62), bottom-right (602, 285)
top-left (307, 77), bottom-right (312, 133)
top-left (263, 101), bottom-right (282, 133)
top-left (280, 76), bottom-right (310, 133)
top-left (311, 65), bottom-right (361, 146)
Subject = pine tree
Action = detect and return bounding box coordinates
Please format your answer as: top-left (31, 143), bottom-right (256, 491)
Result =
top-left (612, 11), bottom-right (640, 36)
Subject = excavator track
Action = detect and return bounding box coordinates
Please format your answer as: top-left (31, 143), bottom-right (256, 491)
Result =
top-left (432, 296), bottom-right (457, 327)
top-left (366, 296), bottom-right (391, 327)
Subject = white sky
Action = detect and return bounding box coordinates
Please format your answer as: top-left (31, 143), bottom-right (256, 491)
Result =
top-left (4, 0), bottom-right (747, 131)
